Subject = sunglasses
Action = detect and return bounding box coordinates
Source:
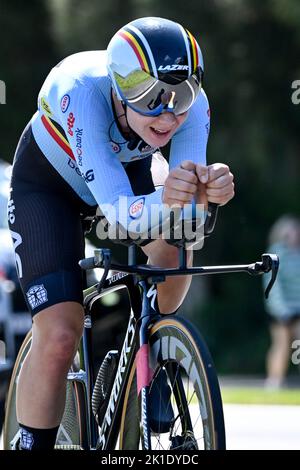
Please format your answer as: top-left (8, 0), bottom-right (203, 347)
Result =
top-left (113, 68), bottom-right (203, 116)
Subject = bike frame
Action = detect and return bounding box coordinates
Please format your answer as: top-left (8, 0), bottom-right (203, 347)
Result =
top-left (68, 273), bottom-right (159, 449)
top-left (68, 243), bottom-right (279, 450)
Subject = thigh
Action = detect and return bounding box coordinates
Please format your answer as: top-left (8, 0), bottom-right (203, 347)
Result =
top-left (32, 302), bottom-right (84, 341)
top-left (8, 184), bottom-right (85, 317)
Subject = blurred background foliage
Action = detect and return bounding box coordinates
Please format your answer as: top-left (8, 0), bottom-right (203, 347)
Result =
top-left (0, 0), bottom-right (299, 374)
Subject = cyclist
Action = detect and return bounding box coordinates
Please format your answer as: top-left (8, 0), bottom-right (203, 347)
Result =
top-left (8, 17), bottom-right (234, 450)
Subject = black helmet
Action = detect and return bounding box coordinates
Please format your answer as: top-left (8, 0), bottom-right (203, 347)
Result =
top-left (107, 17), bottom-right (204, 116)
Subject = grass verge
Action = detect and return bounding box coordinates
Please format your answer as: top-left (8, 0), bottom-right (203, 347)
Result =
top-left (221, 387), bottom-right (300, 405)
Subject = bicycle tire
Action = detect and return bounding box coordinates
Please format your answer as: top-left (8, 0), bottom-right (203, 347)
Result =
top-left (119, 315), bottom-right (226, 450)
top-left (3, 330), bottom-right (86, 450)
top-left (3, 330), bottom-right (32, 450)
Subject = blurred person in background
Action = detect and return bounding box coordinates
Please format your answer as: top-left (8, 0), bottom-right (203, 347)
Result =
top-left (264, 215), bottom-right (300, 389)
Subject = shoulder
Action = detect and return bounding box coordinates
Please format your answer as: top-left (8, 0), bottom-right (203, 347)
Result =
top-left (41, 51), bottom-right (112, 114)
top-left (178, 88), bottom-right (210, 133)
top-left (54, 50), bottom-right (108, 80)
top-left (189, 88), bottom-right (210, 118)
top-left (43, 50), bottom-right (111, 98)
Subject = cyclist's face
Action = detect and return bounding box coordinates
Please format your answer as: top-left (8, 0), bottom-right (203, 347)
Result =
top-left (126, 106), bottom-right (188, 147)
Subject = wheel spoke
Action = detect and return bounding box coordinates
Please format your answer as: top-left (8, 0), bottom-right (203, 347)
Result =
top-left (124, 318), bottom-right (225, 450)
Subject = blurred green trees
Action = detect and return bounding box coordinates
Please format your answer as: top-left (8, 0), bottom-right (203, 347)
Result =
top-left (0, 0), bottom-right (299, 374)
top-left (0, 0), bottom-right (58, 158)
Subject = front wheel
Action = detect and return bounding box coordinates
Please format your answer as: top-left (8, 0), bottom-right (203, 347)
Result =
top-left (119, 315), bottom-right (225, 450)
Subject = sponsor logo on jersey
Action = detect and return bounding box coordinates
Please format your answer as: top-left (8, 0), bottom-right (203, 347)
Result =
top-left (40, 97), bottom-right (52, 116)
top-left (67, 158), bottom-right (94, 183)
top-left (84, 169), bottom-right (95, 183)
top-left (10, 229), bottom-right (23, 278)
top-left (129, 197), bottom-right (145, 219)
top-left (26, 284), bottom-right (48, 310)
top-left (75, 128), bottom-right (83, 165)
top-left (7, 198), bottom-right (16, 225)
top-left (110, 142), bottom-right (121, 154)
top-left (158, 64), bottom-right (189, 71)
top-left (61, 94), bottom-right (70, 113)
top-left (8, 196), bottom-right (24, 278)
top-left (67, 112), bottom-right (75, 136)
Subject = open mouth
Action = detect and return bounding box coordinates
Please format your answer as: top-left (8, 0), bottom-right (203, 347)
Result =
top-left (150, 127), bottom-right (172, 136)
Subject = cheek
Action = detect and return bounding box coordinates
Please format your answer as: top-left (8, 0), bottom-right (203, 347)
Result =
top-left (177, 113), bottom-right (188, 125)
top-left (138, 120), bottom-right (158, 139)
top-left (127, 110), bottom-right (152, 133)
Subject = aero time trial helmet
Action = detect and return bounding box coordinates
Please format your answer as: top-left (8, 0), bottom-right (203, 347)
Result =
top-left (107, 17), bottom-right (204, 117)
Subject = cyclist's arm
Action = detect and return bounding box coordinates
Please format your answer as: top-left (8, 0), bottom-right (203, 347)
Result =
top-left (169, 89), bottom-right (210, 169)
top-left (167, 89), bottom-right (210, 222)
top-left (57, 82), bottom-right (173, 240)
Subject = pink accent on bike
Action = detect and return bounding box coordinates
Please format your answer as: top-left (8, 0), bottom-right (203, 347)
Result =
top-left (136, 344), bottom-right (154, 395)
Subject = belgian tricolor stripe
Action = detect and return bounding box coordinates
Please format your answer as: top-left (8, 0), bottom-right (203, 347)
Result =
top-left (118, 28), bottom-right (153, 75)
top-left (186, 29), bottom-right (199, 72)
top-left (41, 114), bottom-right (75, 160)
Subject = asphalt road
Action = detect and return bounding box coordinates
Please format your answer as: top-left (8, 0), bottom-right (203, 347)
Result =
top-left (1, 404), bottom-right (299, 450)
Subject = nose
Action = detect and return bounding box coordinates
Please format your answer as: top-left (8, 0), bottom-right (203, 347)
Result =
top-left (157, 112), bottom-right (177, 125)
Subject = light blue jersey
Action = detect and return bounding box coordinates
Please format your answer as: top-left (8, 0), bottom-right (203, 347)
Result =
top-left (31, 51), bottom-right (210, 234)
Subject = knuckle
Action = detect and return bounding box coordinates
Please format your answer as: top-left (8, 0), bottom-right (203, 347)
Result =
top-left (183, 193), bottom-right (192, 202)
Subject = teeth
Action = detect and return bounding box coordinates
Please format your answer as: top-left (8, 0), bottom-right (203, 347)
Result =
top-left (153, 128), bottom-right (168, 134)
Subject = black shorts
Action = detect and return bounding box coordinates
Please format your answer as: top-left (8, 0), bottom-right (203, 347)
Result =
top-left (8, 124), bottom-right (166, 317)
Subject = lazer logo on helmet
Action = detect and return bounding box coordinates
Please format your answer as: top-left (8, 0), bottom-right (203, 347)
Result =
top-left (158, 65), bottom-right (189, 71)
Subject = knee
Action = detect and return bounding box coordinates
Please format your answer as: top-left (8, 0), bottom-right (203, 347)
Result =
top-left (33, 327), bottom-right (82, 373)
top-left (142, 239), bottom-right (179, 267)
top-left (51, 329), bottom-right (81, 361)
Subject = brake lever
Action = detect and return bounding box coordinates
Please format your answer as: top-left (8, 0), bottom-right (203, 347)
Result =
top-left (246, 253), bottom-right (279, 298)
top-left (249, 253), bottom-right (279, 299)
top-left (261, 253), bottom-right (280, 299)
